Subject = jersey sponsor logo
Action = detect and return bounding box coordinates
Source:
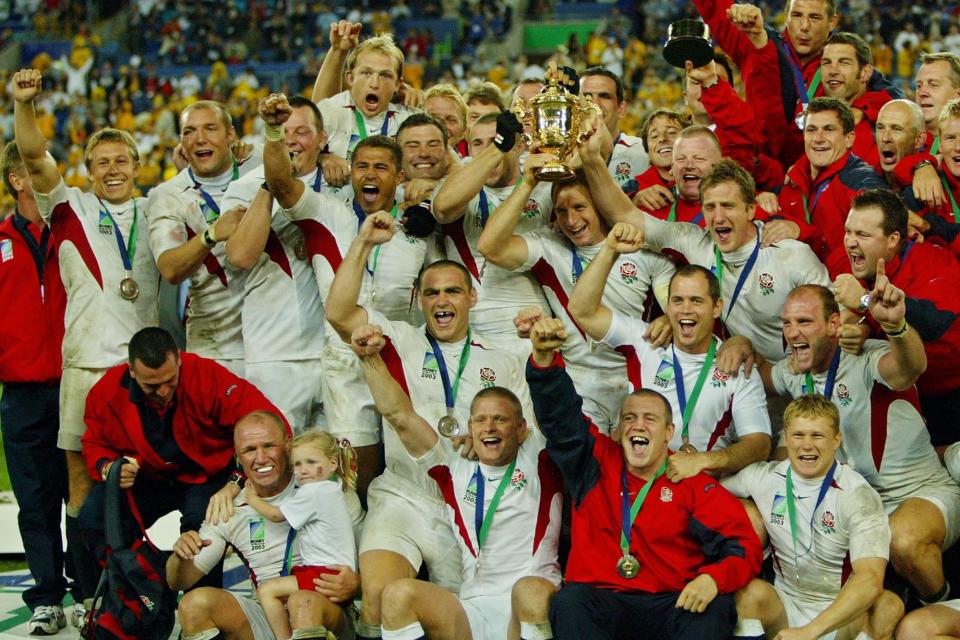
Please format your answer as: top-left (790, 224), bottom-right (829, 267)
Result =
top-left (249, 517), bottom-right (266, 551)
top-left (660, 486), bottom-right (673, 502)
top-left (510, 467), bottom-right (527, 491)
top-left (820, 510), bottom-right (836, 533)
top-left (479, 367), bottom-right (496, 388)
top-left (710, 368), bottom-right (729, 388)
top-left (770, 493), bottom-right (787, 526)
top-left (615, 162), bottom-right (631, 179)
top-left (835, 383), bottom-right (852, 406)
top-left (522, 198), bottom-right (540, 219)
top-left (0, 239), bottom-right (12, 262)
top-left (654, 359), bottom-right (674, 388)
top-left (421, 352), bottom-right (439, 380)
top-left (619, 261), bottom-right (639, 284)
top-left (463, 476), bottom-right (478, 506)
top-left (758, 272), bottom-right (775, 296)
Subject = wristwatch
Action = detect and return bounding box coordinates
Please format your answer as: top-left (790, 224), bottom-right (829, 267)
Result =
top-left (857, 292), bottom-right (871, 313)
top-left (202, 226), bottom-right (217, 247)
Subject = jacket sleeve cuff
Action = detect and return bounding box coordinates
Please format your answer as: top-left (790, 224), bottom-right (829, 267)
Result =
top-left (528, 351), bottom-right (565, 370)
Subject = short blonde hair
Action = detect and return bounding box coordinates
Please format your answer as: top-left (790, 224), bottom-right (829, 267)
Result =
top-left (939, 97), bottom-right (960, 128)
top-left (424, 83), bottom-right (467, 127)
top-left (292, 429), bottom-right (358, 491)
top-left (347, 34), bottom-right (404, 78)
top-left (84, 128), bottom-right (140, 168)
top-left (180, 100), bottom-right (234, 132)
top-left (783, 394), bottom-right (840, 434)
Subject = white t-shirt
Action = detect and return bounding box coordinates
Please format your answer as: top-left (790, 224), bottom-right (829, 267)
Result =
top-left (417, 432), bottom-right (562, 600)
top-left (608, 133), bottom-right (649, 191)
top-left (602, 309), bottom-right (772, 451)
top-left (317, 90), bottom-right (416, 161)
top-left (643, 218), bottom-right (831, 361)
top-left (280, 478), bottom-right (357, 571)
top-left (772, 341), bottom-right (960, 507)
top-left (36, 179), bottom-right (159, 369)
top-left (723, 460), bottom-right (890, 606)
top-left (221, 167), bottom-right (325, 362)
top-left (365, 307), bottom-right (537, 485)
top-left (146, 165), bottom-right (250, 361)
top-left (440, 181), bottom-right (553, 340)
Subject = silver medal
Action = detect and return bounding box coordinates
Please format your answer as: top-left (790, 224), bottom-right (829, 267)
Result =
top-left (119, 277), bottom-right (140, 301)
top-left (437, 414), bottom-right (460, 438)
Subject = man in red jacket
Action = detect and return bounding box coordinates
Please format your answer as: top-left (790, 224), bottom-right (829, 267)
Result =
top-left (77, 326), bottom-right (287, 583)
top-left (0, 141), bottom-right (73, 634)
top-left (526, 320), bottom-right (762, 640)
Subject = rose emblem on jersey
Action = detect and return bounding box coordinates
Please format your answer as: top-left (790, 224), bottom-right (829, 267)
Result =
top-left (835, 383), bottom-right (852, 407)
top-left (758, 272), bottom-right (775, 295)
top-left (660, 486), bottom-right (673, 502)
top-left (511, 467), bottom-right (527, 491)
top-left (710, 368), bottom-right (729, 388)
top-left (821, 510), bottom-right (836, 531)
top-left (522, 198), bottom-right (540, 219)
top-left (480, 367), bottom-right (497, 388)
top-left (619, 261), bottom-right (639, 284)
top-left (616, 161), bottom-right (630, 178)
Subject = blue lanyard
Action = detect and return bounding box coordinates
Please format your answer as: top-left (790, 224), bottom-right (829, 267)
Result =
top-left (279, 527), bottom-right (297, 576)
top-left (426, 330), bottom-right (471, 412)
top-left (571, 248), bottom-right (585, 281)
top-left (188, 160), bottom-right (239, 221)
top-left (802, 346), bottom-right (841, 399)
top-left (351, 198), bottom-right (367, 232)
top-left (773, 36), bottom-right (820, 108)
top-left (785, 460), bottom-right (837, 564)
top-left (311, 168), bottom-right (322, 193)
top-left (97, 198), bottom-right (137, 271)
top-left (478, 189), bottom-right (490, 227)
top-left (716, 225), bottom-right (762, 321)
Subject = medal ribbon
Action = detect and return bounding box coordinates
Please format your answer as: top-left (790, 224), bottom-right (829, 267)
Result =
top-left (188, 160), bottom-right (240, 220)
top-left (619, 458), bottom-right (668, 557)
top-left (98, 198), bottom-right (139, 270)
top-left (801, 178), bottom-right (832, 225)
top-left (426, 330), bottom-right (472, 414)
top-left (802, 346), bottom-right (841, 398)
top-left (366, 204), bottom-right (400, 277)
top-left (785, 461), bottom-right (836, 579)
top-left (352, 107), bottom-right (392, 141)
top-left (666, 194), bottom-right (702, 225)
top-left (477, 177), bottom-right (524, 227)
top-left (774, 37), bottom-right (821, 107)
top-left (473, 458), bottom-right (518, 557)
top-left (713, 225), bottom-right (761, 321)
top-left (931, 136), bottom-right (940, 156)
top-left (280, 527), bottom-right (297, 576)
top-left (571, 248), bottom-right (587, 281)
top-left (941, 174), bottom-right (960, 223)
top-left (311, 167), bottom-right (323, 193)
top-left (672, 338), bottom-right (717, 446)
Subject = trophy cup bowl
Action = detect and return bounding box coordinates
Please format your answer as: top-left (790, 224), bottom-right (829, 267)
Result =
top-left (663, 19), bottom-right (714, 69)
top-left (512, 77), bottom-right (599, 182)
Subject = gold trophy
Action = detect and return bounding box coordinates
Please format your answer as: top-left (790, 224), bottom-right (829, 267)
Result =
top-left (512, 76), bottom-right (601, 182)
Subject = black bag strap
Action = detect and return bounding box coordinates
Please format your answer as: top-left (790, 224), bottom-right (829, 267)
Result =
top-left (103, 459), bottom-right (161, 553)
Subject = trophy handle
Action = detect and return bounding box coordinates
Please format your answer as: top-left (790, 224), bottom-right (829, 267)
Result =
top-left (522, 132), bottom-right (533, 145)
top-left (511, 103), bottom-right (527, 122)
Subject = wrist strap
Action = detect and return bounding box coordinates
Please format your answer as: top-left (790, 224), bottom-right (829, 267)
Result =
top-left (264, 122), bottom-right (284, 141)
top-left (884, 321), bottom-right (909, 338)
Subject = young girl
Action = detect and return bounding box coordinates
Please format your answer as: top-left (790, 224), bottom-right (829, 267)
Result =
top-left (244, 430), bottom-right (358, 640)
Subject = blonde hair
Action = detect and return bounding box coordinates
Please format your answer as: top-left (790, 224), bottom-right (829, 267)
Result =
top-left (424, 83), bottom-right (467, 127)
top-left (180, 100), bottom-right (234, 133)
top-left (84, 128), bottom-right (139, 168)
top-left (292, 430), bottom-right (358, 491)
top-left (783, 394), bottom-right (840, 434)
top-left (347, 33), bottom-right (404, 77)
top-left (939, 97), bottom-right (960, 128)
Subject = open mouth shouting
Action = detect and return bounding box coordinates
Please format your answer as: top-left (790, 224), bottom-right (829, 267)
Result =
top-left (628, 433), bottom-right (650, 457)
top-left (676, 317), bottom-right (698, 340)
top-left (363, 92), bottom-right (381, 115)
top-left (360, 183), bottom-right (381, 206)
top-left (846, 248), bottom-right (866, 273)
top-left (712, 224), bottom-right (733, 245)
top-left (433, 309), bottom-right (455, 330)
top-left (790, 340), bottom-right (812, 365)
top-left (878, 146), bottom-right (899, 171)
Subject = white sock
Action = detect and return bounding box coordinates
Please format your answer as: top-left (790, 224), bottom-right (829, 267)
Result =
top-left (381, 622), bottom-right (425, 640)
top-left (182, 629), bottom-right (220, 640)
top-left (731, 618), bottom-right (765, 638)
top-left (520, 620), bottom-right (553, 639)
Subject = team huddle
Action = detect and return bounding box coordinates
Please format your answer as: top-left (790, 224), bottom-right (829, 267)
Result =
top-left (5, 0), bottom-right (960, 638)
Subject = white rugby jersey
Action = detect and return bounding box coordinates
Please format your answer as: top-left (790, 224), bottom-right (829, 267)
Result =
top-left (643, 217), bottom-right (830, 362)
top-left (146, 165), bottom-right (249, 361)
top-left (723, 460), bottom-right (890, 606)
top-left (221, 168), bottom-right (325, 362)
top-left (602, 309), bottom-right (771, 451)
top-left (608, 133), bottom-right (650, 192)
top-left (517, 228), bottom-right (674, 428)
top-left (440, 181), bottom-right (552, 342)
top-left (317, 90), bottom-right (416, 161)
top-left (418, 432), bottom-right (562, 600)
top-left (772, 341), bottom-right (960, 508)
top-left (279, 478), bottom-right (357, 571)
top-left (366, 307), bottom-right (536, 482)
top-left (36, 179), bottom-right (159, 369)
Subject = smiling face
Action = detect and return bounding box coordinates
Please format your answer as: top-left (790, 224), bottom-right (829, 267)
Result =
top-left (554, 183), bottom-right (607, 247)
top-left (130, 352), bottom-right (180, 410)
top-left (618, 393), bottom-right (675, 478)
top-left (785, 0), bottom-right (838, 63)
top-left (284, 105), bottom-right (325, 178)
top-left (180, 105), bottom-right (237, 178)
top-left (468, 120), bottom-right (517, 187)
top-left (916, 60), bottom-right (960, 131)
top-left (419, 264), bottom-right (477, 342)
top-left (821, 43), bottom-right (871, 102)
top-left (785, 414), bottom-right (841, 480)
top-left (781, 289), bottom-right (840, 374)
top-left (347, 50), bottom-right (400, 118)
top-left (941, 116), bottom-right (960, 178)
top-left (671, 135), bottom-right (721, 202)
top-left (580, 74), bottom-right (625, 136)
top-left (803, 109), bottom-right (854, 173)
top-left (426, 95), bottom-right (466, 142)
top-left (88, 140), bottom-right (141, 204)
top-left (646, 115), bottom-right (683, 171)
top-left (235, 415), bottom-right (291, 498)
top-left (351, 145), bottom-right (403, 214)
top-left (398, 123), bottom-right (448, 180)
top-left (844, 205), bottom-right (900, 279)
top-left (702, 180), bottom-right (757, 252)
top-left (667, 271), bottom-right (722, 354)
top-left (291, 441), bottom-right (338, 485)
top-left (875, 101), bottom-right (925, 174)
top-left (469, 394), bottom-right (526, 467)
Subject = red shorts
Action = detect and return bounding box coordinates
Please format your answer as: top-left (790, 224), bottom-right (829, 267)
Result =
top-left (291, 565), bottom-right (339, 591)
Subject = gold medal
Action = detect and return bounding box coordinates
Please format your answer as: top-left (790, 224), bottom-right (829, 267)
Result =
top-left (679, 437), bottom-right (698, 454)
top-left (617, 554), bottom-right (640, 579)
top-left (118, 277), bottom-right (140, 301)
top-left (437, 414), bottom-right (460, 438)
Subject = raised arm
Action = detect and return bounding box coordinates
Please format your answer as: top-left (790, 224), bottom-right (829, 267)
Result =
top-left (568, 222), bottom-right (644, 340)
top-left (12, 69), bottom-right (60, 194)
top-left (311, 21), bottom-right (361, 103)
top-left (261, 93), bottom-right (306, 210)
top-left (225, 186), bottom-right (274, 269)
top-left (477, 153), bottom-right (556, 269)
top-left (351, 324), bottom-right (438, 457)
top-left (325, 211), bottom-right (395, 340)
top-left (868, 258), bottom-right (927, 390)
top-left (577, 115), bottom-right (645, 227)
